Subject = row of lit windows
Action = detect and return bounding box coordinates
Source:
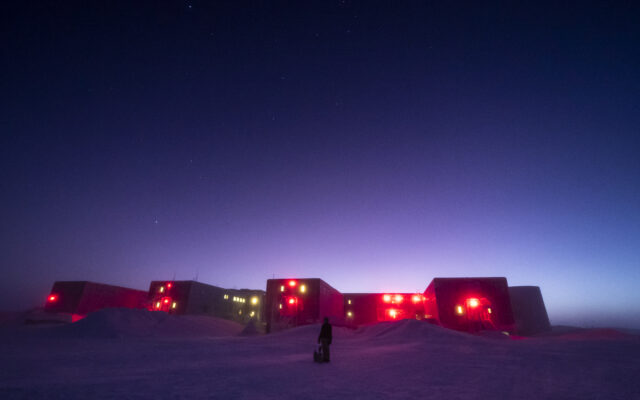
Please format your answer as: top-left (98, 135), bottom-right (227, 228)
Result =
top-left (280, 283), bottom-right (306, 293)
top-left (223, 294), bottom-right (260, 305)
top-left (155, 300), bottom-right (177, 309)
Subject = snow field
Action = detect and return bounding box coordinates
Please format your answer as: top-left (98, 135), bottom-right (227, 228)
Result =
top-left (1, 309), bottom-right (639, 399)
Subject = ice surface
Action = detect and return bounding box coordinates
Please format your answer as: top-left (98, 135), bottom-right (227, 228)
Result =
top-left (1, 309), bottom-right (639, 399)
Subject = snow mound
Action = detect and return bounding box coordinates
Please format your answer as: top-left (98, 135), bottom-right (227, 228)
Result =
top-left (53, 308), bottom-right (245, 339)
top-left (239, 319), bottom-right (262, 336)
top-left (353, 319), bottom-right (487, 343)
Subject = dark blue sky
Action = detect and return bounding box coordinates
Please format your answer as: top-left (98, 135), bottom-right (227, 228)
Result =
top-left (2, 1), bottom-right (639, 327)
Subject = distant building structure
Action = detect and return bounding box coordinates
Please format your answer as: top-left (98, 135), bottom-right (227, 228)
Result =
top-left (344, 292), bottom-right (425, 325)
top-left (148, 280), bottom-right (265, 324)
top-left (264, 278), bottom-right (343, 332)
top-left (423, 277), bottom-right (516, 333)
top-left (508, 286), bottom-right (551, 335)
top-left (44, 281), bottom-right (148, 321)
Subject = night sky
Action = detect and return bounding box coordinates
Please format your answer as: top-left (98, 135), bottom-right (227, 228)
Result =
top-left (2, 1), bottom-right (639, 328)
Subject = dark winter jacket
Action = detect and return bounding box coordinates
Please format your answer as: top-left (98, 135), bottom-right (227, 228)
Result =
top-left (318, 322), bottom-right (332, 344)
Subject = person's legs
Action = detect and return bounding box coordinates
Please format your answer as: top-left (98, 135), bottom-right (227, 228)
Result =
top-left (321, 339), bottom-right (330, 362)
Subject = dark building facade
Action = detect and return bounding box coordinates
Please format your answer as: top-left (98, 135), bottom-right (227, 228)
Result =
top-left (44, 281), bottom-right (148, 318)
top-left (509, 286), bottom-right (551, 336)
top-left (424, 277), bottom-right (516, 333)
top-left (148, 280), bottom-right (264, 324)
top-left (344, 293), bottom-right (426, 325)
top-left (264, 278), bottom-right (343, 332)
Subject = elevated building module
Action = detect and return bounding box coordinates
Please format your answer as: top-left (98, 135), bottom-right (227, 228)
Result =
top-left (44, 281), bottom-right (148, 320)
top-left (265, 278), bottom-right (343, 332)
top-left (148, 280), bottom-right (264, 324)
top-left (344, 293), bottom-right (426, 325)
top-left (424, 277), bottom-right (515, 333)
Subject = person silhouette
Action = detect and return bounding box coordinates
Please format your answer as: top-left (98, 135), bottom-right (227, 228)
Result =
top-left (317, 317), bottom-right (332, 362)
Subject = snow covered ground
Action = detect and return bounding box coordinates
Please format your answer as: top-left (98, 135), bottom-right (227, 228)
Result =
top-left (1, 309), bottom-right (639, 399)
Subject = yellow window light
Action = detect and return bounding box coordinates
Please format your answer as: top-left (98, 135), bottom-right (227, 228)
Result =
top-left (224, 294), bottom-right (229, 300)
top-left (156, 302), bottom-right (161, 308)
top-left (279, 304), bottom-right (282, 309)
top-left (239, 310), bottom-right (242, 315)
top-left (348, 299), bottom-right (351, 305)
top-left (159, 286), bottom-right (164, 293)
top-left (250, 311), bottom-right (255, 317)
top-left (347, 311), bottom-right (353, 317)
top-left (456, 305), bottom-right (464, 315)
top-left (251, 297), bottom-right (258, 305)
top-left (280, 285), bottom-right (285, 292)
top-left (300, 285), bottom-right (306, 293)
top-left (172, 302), bottom-right (177, 309)
top-left (487, 308), bottom-right (492, 314)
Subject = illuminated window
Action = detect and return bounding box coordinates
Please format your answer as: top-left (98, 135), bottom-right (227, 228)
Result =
top-left (383, 294), bottom-right (391, 302)
top-left (288, 298), bottom-right (295, 304)
top-left (348, 299), bottom-right (351, 305)
top-left (487, 308), bottom-right (492, 314)
top-left (164, 298), bottom-right (170, 304)
top-left (279, 304), bottom-right (282, 309)
top-left (172, 302), bottom-right (177, 309)
top-left (250, 311), bottom-right (255, 317)
top-left (159, 286), bottom-right (164, 293)
top-left (468, 298), bottom-right (479, 308)
top-left (156, 302), bottom-right (161, 309)
top-left (394, 295), bottom-right (403, 303)
top-left (347, 311), bottom-right (353, 317)
top-left (251, 297), bottom-right (258, 305)
top-left (224, 294), bottom-right (229, 300)
top-left (280, 285), bottom-right (285, 292)
top-left (239, 310), bottom-right (242, 315)
top-left (300, 285), bottom-right (306, 293)
top-left (412, 295), bottom-right (421, 303)
top-left (167, 282), bottom-right (172, 289)
top-left (288, 280), bottom-right (297, 287)
top-left (389, 309), bottom-right (397, 318)
top-left (48, 295), bottom-right (58, 302)
top-left (456, 305), bottom-right (464, 315)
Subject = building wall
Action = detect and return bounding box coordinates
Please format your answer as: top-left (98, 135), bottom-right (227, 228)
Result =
top-left (148, 280), bottom-right (264, 324)
top-left (45, 281), bottom-right (147, 315)
top-left (427, 277), bottom-right (516, 333)
top-left (509, 286), bottom-right (551, 336)
top-left (265, 278), bottom-right (343, 331)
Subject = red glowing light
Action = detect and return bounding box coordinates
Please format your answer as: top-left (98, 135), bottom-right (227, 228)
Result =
top-left (164, 298), bottom-right (170, 304)
top-left (394, 295), bottom-right (403, 303)
top-left (389, 309), bottom-right (397, 319)
top-left (48, 295), bottom-right (58, 302)
top-left (383, 294), bottom-right (391, 302)
top-left (288, 298), bottom-right (295, 304)
top-left (167, 282), bottom-right (172, 289)
top-left (467, 298), bottom-right (480, 308)
top-left (288, 280), bottom-right (297, 287)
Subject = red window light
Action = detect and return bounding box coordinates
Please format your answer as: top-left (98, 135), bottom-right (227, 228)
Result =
top-left (48, 294), bottom-right (58, 302)
top-left (167, 282), bottom-right (173, 289)
top-left (288, 280), bottom-right (297, 287)
top-left (467, 298), bottom-right (480, 308)
top-left (383, 294), bottom-right (391, 302)
top-left (412, 295), bottom-right (422, 303)
top-left (164, 298), bottom-right (170, 304)
top-left (389, 309), bottom-right (397, 319)
top-left (394, 295), bottom-right (403, 303)
top-left (288, 298), bottom-right (296, 305)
